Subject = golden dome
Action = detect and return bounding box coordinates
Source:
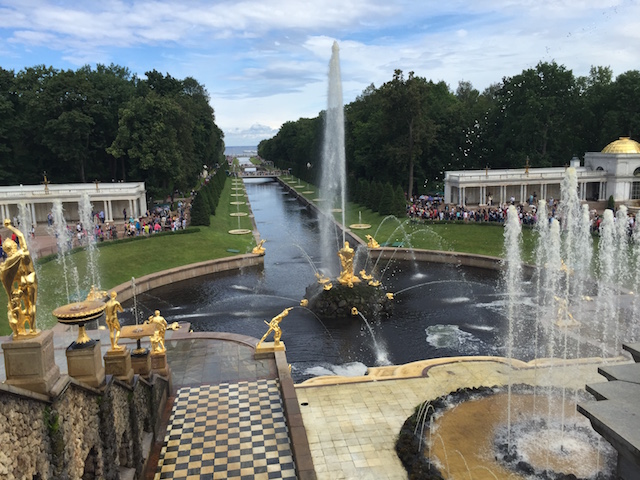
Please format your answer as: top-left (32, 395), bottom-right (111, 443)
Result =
top-left (601, 137), bottom-right (640, 154)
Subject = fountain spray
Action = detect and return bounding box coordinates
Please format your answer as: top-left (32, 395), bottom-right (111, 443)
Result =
top-left (503, 205), bottom-right (523, 448)
top-left (319, 41), bottom-right (347, 275)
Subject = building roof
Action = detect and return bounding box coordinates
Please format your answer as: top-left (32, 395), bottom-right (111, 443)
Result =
top-left (601, 137), bottom-right (640, 154)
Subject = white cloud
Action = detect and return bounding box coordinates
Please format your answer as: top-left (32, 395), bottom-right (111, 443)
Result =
top-left (1, 0), bottom-right (639, 145)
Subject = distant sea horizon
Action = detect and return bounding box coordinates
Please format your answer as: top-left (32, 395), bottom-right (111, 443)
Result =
top-left (224, 146), bottom-right (258, 156)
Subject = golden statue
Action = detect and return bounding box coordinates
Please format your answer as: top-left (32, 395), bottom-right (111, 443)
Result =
top-left (359, 269), bottom-right (373, 281)
top-left (337, 241), bottom-right (361, 287)
top-left (323, 282), bottom-right (333, 291)
top-left (257, 307), bottom-right (292, 348)
top-left (86, 285), bottom-right (108, 301)
top-left (105, 291), bottom-right (124, 350)
top-left (365, 235), bottom-right (380, 249)
top-left (554, 296), bottom-right (580, 327)
top-left (300, 299), bottom-right (309, 307)
top-left (386, 292), bottom-right (394, 300)
top-left (252, 239), bottom-right (266, 255)
top-left (1, 219), bottom-right (38, 338)
top-left (315, 272), bottom-right (330, 284)
top-left (146, 310), bottom-right (168, 353)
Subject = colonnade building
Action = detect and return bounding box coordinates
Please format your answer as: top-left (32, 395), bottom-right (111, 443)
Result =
top-left (444, 137), bottom-right (640, 207)
top-left (0, 181), bottom-right (147, 226)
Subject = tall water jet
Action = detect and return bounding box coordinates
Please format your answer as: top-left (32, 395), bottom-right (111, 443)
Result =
top-left (318, 41), bottom-right (347, 275)
top-left (78, 193), bottom-right (101, 288)
top-left (596, 209), bottom-right (617, 356)
top-left (51, 200), bottom-right (74, 302)
top-left (503, 205), bottom-right (523, 447)
top-left (17, 202), bottom-right (36, 257)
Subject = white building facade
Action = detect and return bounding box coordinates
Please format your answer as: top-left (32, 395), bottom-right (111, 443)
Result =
top-left (0, 181), bottom-right (147, 226)
top-left (444, 137), bottom-right (640, 207)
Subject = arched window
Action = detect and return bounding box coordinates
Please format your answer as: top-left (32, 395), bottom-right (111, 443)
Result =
top-left (633, 167), bottom-right (640, 199)
top-left (596, 166), bottom-right (604, 171)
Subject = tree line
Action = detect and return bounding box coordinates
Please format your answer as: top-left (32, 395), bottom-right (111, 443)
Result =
top-left (0, 64), bottom-right (225, 199)
top-left (258, 62), bottom-right (640, 200)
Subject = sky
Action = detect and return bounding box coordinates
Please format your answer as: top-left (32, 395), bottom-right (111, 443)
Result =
top-left (1, 1), bottom-right (640, 147)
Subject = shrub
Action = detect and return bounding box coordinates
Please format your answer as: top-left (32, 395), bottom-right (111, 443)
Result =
top-left (190, 192), bottom-right (210, 226)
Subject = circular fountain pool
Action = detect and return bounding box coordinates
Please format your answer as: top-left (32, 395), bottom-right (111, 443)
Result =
top-left (428, 389), bottom-right (615, 479)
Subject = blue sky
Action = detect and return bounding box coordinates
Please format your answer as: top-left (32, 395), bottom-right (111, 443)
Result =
top-left (1, 1), bottom-right (639, 146)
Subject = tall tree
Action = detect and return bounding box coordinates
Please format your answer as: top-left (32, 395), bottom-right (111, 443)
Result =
top-left (485, 61), bottom-right (581, 167)
top-left (379, 70), bottom-right (436, 199)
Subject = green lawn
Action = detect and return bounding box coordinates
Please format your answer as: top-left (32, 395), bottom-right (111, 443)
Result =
top-left (281, 175), bottom-right (537, 260)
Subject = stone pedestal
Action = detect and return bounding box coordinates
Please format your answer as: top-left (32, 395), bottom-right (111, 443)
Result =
top-left (151, 351), bottom-right (172, 390)
top-left (66, 340), bottom-right (105, 388)
top-left (104, 348), bottom-right (134, 384)
top-left (255, 341), bottom-right (286, 359)
top-left (2, 330), bottom-right (61, 395)
top-left (131, 350), bottom-right (151, 376)
top-left (150, 351), bottom-right (170, 377)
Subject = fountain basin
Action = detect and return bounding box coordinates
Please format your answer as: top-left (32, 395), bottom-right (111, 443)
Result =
top-left (416, 386), bottom-right (616, 479)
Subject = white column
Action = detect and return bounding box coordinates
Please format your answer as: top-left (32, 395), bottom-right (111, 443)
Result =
top-left (461, 187), bottom-right (466, 206)
top-left (139, 195), bottom-right (146, 217)
top-left (522, 184), bottom-right (527, 204)
top-left (108, 200), bottom-right (113, 222)
top-left (129, 199), bottom-right (135, 218)
top-left (30, 203), bottom-right (37, 226)
top-left (1, 204), bottom-right (6, 221)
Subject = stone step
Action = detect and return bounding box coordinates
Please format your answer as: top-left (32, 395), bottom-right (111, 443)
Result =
top-left (586, 380), bottom-right (640, 401)
top-left (623, 343), bottom-right (640, 363)
top-left (598, 363), bottom-right (640, 384)
top-left (577, 394), bottom-right (640, 473)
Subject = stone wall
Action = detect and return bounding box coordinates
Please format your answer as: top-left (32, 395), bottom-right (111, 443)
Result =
top-left (0, 374), bottom-right (169, 479)
top-left (0, 390), bottom-right (51, 479)
top-left (54, 384), bottom-right (104, 479)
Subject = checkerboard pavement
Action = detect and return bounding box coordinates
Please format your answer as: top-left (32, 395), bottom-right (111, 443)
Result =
top-left (154, 379), bottom-right (297, 479)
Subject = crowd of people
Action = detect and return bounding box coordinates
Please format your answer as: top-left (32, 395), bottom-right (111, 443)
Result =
top-left (46, 200), bottom-right (191, 251)
top-left (406, 193), bottom-right (640, 236)
top-left (407, 195), bottom-right (545, 225)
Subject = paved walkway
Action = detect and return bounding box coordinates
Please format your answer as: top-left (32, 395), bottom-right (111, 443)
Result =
top-left (155, 380), bottom-right (296, 479)
top-left (294, 356), bottom-right (623, 479)
top-left (147, 333), bottom-right (305, 480)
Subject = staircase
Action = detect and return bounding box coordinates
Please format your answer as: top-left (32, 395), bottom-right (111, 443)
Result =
top-left (577, 343), bottom-right (640, 480)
